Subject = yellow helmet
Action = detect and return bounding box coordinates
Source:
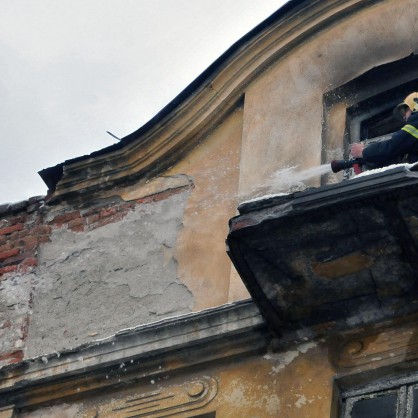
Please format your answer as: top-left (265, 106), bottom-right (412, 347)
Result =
top-left (393, 92), bottom-right (418, 121)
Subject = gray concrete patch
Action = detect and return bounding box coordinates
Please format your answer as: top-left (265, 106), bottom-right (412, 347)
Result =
top-left (26, 191), bottom-right (193, 358)
top-left (0, 274), bottom-right (32, 361)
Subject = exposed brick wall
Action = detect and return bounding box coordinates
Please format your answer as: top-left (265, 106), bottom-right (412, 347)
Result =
top-left (0, 197), bottom-right (46, 277)
top-left (48, 202), bottom-right (136, 233)
top-left (0, 185), bottom-right (191, 278)
top-left (0, 197), bottom-right (44, 368)
top-left (0, 184), bottom-right (191, 367)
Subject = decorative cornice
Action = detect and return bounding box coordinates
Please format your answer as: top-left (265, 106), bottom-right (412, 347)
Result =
top-left (0, 301), bottom-right (269, 409)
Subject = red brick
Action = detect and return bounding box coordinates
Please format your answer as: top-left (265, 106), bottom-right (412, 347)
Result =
top-left (4, 250), bottom-right (35, 265)
top-left (99, 207), bottom-right (118, 219)
top-left (93, 213), bottom-right (126, 229)
top-left (0, 243), bottom-right (13, 253)
top-left (0, 248), bottom-right (19, 262)
top-left (49, 211), bottom-right (81, 226)
top-left (68, 218), bottom-right (85, 231)
top-left (30, 225), bottom-right (52, 235)
top-left (137, 196), bottom-right (156, 204)
top-left (70, 225), bottom-right (85, 233)
top-left (0, 236), bottom-right (6, 245)
top-left (0, 350), bottom-right (24, 364)
top-left (17, 236), bottom-right (38, 251)
top-left (86, 214), bottom-right (100, 224)
top-left (83, 202), bottom-right (134, 219)
top-left (68, 218), bottom-right (85, 229)
top-left (0, 265), bottom-right (18, 276)
top-left (9, 230), bottom-right (26, 241)
top-left (38, 235), bottom-right (51, 243)
top-left (0, 224), bottom-right (23, 236)
top-left (22, 257), bottom-right (38, 267)
top-left (8, 215), bottom-right (27, 225)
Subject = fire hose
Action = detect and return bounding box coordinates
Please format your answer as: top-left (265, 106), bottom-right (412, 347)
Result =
top-left (330, 158), bottom-right (364, 175)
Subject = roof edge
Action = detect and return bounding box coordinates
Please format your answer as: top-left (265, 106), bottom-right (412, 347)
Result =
top-left (37, 0), bottom-right (305, 191)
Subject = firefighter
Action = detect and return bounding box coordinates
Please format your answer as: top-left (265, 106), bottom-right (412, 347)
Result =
top-left (351, 92), bottom-right (418, 167)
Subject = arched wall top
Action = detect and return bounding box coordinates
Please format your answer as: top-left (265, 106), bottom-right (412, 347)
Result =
top-left (40, 0), bottom-right (388, 201)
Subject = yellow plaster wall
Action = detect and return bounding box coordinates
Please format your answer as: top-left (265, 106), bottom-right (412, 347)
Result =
top-left (11, 3), bottom-right (418, 416)
top-left (120, 0), bottom-right (418, 312)
top-left (22, 318), bottom-right (418, 417)
top-left (213, 343), bottom-right (335, 418)
top-left (71, 341), bottom-right (336, 418)
top-left (166, 107), bottom-right (246, 310)
top-left (238, 0), bottom-right (418, 198)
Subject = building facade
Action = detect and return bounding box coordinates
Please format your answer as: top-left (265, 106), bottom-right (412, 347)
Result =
top-left (1, 0), bottom-right (418, 416)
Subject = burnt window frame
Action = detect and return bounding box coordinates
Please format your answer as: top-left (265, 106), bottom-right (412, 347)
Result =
top-left (321, 54), bottom-right (418, 171)
top-left (346, 93), bottom-right (405, 143)
top-left (358, 108), bottom-right (404, 141)
top-left (337, 372), bottom-right (418, 418)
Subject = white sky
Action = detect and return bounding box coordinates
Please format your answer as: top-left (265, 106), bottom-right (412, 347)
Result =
top-left (0, 0), bottom-right (286, 204)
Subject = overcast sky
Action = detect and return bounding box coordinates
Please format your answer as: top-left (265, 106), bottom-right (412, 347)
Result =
top-left (1, 0), bottom-right (286, 204)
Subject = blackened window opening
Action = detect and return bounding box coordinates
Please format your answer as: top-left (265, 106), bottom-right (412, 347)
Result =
top-left (322, 54), bottom-right (418, 167)
top-left (345, 82), bottom-right (415, 144)
top-left (340, 373), bottom-right (418, 418)
top-left (359, 107), bottom-right (404, 141)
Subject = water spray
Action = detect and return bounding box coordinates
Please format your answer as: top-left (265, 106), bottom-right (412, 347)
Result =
top-left (267, 164), bottom-right (333, 193)
top-left (243, 161), bottom-right (338, 202)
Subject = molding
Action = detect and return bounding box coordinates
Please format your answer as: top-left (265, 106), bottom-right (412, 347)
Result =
top-left (0, 300), bottom-right (269, 409)
top-left (109, 376), bottom-right (218, 417)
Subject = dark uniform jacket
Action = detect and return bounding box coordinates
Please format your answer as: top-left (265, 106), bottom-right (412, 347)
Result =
top-left (363, 113), bottom-right (418, 167)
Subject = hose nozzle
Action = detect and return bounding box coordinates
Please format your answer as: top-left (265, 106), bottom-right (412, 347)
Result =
top-left (331, 158), bottom-right (363, 174)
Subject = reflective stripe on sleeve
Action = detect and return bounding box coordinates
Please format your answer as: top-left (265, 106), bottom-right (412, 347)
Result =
top-left (402, 124), bottom-right (418, 139)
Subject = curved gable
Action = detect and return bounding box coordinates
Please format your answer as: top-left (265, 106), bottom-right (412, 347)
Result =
top-left (39, 0), bottom-right (414, 201)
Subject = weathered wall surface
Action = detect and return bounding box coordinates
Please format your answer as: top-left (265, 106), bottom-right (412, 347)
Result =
top-left (11, 313), bottom-right (418, 417)
top-left (0, 106), bottom-right (245, 362)
top-left (3, 1), bottom-right (418, 415)
top-left (238, 0), bottom-right (418, 198)
top-left (0, 198), bottom-right (47, 366)
top-left (214, 342), bottom-right (334, 418)
top-left (16, 340), bottom-right (335, 418)
top-left (27, 192), bottom-right (193, 358)
top-left (0, 187), bottom-right (195, 363)
top-left (167, 106), bottom-right (249, 309)
top-left (4, 1), bottom-right (415, 362)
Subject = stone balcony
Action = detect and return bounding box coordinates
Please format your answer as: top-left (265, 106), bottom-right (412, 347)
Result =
top-left (227, 166), bottom-right (418, 341)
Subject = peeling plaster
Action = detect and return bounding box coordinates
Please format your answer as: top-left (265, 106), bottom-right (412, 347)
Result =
top-left (295, 394), bottom-right (307, 408)
top-left (264, 341), bottom-right (318, 374)
top-left (225, 379), bottom-right (282, 414)
top-left (295, 393), bottom-right (316, 408)
top-left (0, 273), bottom-right (32, 358)
top-left (0, 274), bottom-right (32, 316)
top-left (25, 192), bottom-right (194, 358)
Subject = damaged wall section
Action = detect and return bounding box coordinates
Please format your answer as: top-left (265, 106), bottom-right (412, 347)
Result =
top-left (0, 186), bottom-right (194, 364)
